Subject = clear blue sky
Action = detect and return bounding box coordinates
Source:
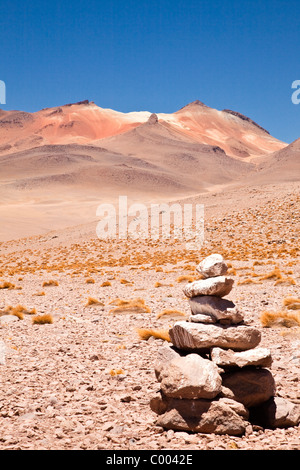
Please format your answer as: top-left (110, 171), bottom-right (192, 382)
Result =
top-left (0, 0), bottom-right (299, 143)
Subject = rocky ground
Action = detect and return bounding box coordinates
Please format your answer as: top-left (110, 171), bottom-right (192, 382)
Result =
top-left (0, 182), bottom-right (299, 450)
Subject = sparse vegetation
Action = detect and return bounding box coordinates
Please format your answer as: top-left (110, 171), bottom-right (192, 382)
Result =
top-left (260, 310), bottom-right (300, 328)
top-left (176, 275), bottom-right (194, 283)
top-left (283, 297), bottom-right (300, 310)
top-left (85, 297), bottom-right (104, 306)
top-left (42, 280), bottom-right (59, 287)
top-left (156, 309), bottom-right (187, 319)
top-left (32, 313), bottom-right (54, 324)
top-left (109, 298), bottom-right (151, 314)
top-left (0, 281), bottom-right (16, 289)
top-left (136, 328), bottom-right (171, 342)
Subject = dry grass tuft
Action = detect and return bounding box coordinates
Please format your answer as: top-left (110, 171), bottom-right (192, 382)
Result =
top-left (0, 281), bottom-right (16, 289)
top-left (85, 278), bottom-right (95, 284)
top-left (260, 310), bottom-right (300, 328)
top-left (109, 298), bottom-right (151, 314)
top-left (2, 304), bottom-right (37, 319)
top-left (32, 313), bottom-right (54, 324)
top-left (109, 368), bottom-right (125, 376)
top-left (85, 297), bottom-right (104, 307)
top-left (136, 328), bottom-right (171, 342)
top-left (154, 281), bottom-right (173, 288)
top-left (120, 278), bottom-right (133, 285)
top-left (176, 275), bottom-right (195, 283)
top-left (283, 297), bottom-right (300, 310)
top-left (42, 280), bottom-right (59, 287)
top-left (259, 267), bottom-right (282, 281)
top-left (237, 278), bottom-right (259, 285)
top-left (156, 309), bottom-right (187, 319)
top-left (274, 277), bottom-right (296, 286)
top-left (101, 281), bottom-right (112, 287)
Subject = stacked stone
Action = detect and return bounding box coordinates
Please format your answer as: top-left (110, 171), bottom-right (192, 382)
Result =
top-left (150, 254), bottom-right (300, 435)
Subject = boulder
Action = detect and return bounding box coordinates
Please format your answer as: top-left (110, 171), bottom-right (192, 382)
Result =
top-left (183, 276), bottom-right (234, 298)
top-left (249, 396), bottom-right (300, 428)
top-left (169, 321), bottom-right (261, 352)
top-left (155, 353), bottom-right (222, 399)
top-left (154, 396), bottom-right (249, 435)
top-left (221, 368), bottom-right (276, 407)
top-left (196, 254), bottom-right (228, 278)
top-left (211, 347), bottom-right (272, 369)
top-left (154, 345), bottom-right (182, 376)
top-left (188, 295), bottom-right (243, 324)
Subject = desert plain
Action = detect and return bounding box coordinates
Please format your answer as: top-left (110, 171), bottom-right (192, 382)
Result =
top-left (0, 100), bottom-right (299, 450)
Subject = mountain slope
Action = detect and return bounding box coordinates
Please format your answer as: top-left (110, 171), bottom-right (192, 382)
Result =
top-left (0, 99), bottom-right (286, 159)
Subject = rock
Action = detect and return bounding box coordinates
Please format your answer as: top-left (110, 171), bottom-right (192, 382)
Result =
top-left (169, 321), bottom-right (261, 352)
top-left (250, 396), bottom-right (300, 429)
top-left (154, 345), bottom-right (182, 376)
top-left (221, 368), bottom-right (276, 407)
top-left (188, 313), bottom-right (216, 324)
top-left (0, 341), bottom-right (6, 365)
top-left (183, 276), bottom-right (234, 298)
top-left (196, 254), bottom-right (228, 278)
top-left (155, 353), bottom-right (222, 399)
top-left (188, 296), bottom-right (244, 324)
top-left (211, 347), bottom-right (272, 369)
top-left (147, 113), bottom-right (158, 125)
top-left (154, 397), bottom-right (249, 435)
top-left (0, 315), bottom-right (19, 324)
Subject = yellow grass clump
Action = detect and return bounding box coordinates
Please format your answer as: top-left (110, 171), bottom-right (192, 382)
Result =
top-left (259, 267), bottom-right (282, 281)
top-left (32, 314), bottom-right (54, 325)
top-left (101, 281), bottom-right (112, 287)
top-left (85, 297), bottom-right (104, 306)
top-left (109, 368), bottom-right (125, 376)
top-left (2, 304), bottom-right (37, 320)
top-left (109, 298), bottom-right (151, 314)
top-left (0, 281), bottom-right (15, 290)
top-left (136, 328), bottom-right (171, 342)
top-left (120, 278), bottom-right (133, 285)
top-left (283, 297), bottom-right (300, 310)
top-left (154, 281), bottom-right (174, 288)
top-left (85, 278), bottom-right (95, 284)
top-left (260, 310), bottom-right (300, 328)
top-left (274, 277), bottom-right (296, 286)
top-left (238, 278), bottom-right (259, 285)
top-left (156, 309), bottom-right (187, 319)
top-left (42, 280), bottom-right (59, 287)
top-left (176, 275), bottom-right (195, 283)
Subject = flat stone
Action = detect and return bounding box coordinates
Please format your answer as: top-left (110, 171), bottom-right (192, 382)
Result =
top-left (169, 321), bottom-right (261, 352)
top-left (183, 276), bottom-right (234, 298)
top-left (0, 315), bottom-right (19, 324)
top-left (221, 368), bottom-right (276, 407)
top-left (211, 347), bottom-right (272, 369)
top-left (154, 396), bottom-right (249, 435)
top-left (188, 313), bottom-right (216, 324)
top-left (188, 296), bottom-right (243, 324)
top-left (196, 254), bottom-right (228, 278)
top-left (155, 353), bottom-right (222, 399)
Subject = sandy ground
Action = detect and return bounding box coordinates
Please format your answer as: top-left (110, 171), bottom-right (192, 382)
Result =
top-left (0, 181), bottom-right (299, 450)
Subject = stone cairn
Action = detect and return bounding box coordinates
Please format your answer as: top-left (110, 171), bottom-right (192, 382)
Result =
top-left (150, 254), bottom-right (300, 435)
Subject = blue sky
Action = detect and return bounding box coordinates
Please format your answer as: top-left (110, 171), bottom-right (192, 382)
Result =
top-left (0, 0), bottom-right (299, 143)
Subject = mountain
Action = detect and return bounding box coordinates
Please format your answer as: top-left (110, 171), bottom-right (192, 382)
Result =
top-left (0, 99), bottom-right (286, 159)
top-left (0, 99), bottom-right (297, 241)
